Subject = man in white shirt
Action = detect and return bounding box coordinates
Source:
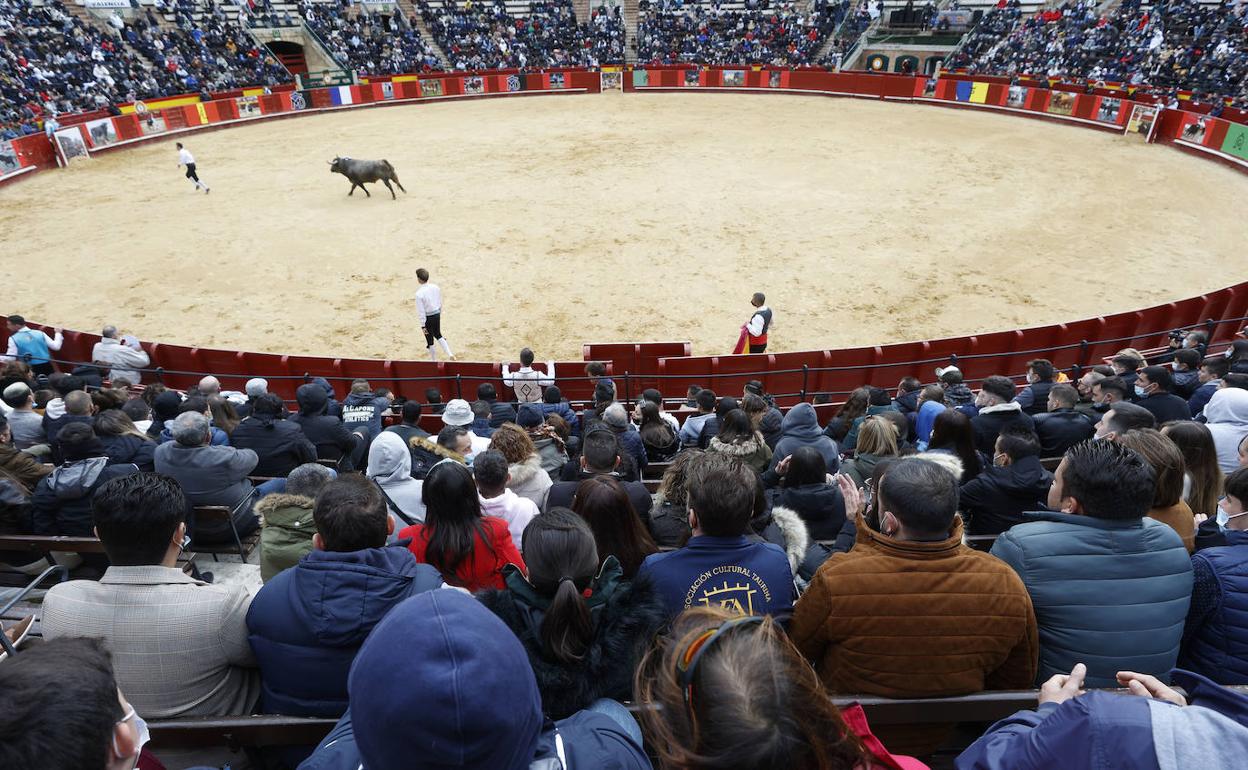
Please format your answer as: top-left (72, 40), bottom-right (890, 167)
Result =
top-left (3, 315), bottom-right (62, 376)
top-left (415, 267), bottom-right (454, 361)
top-left (745, 292), bottom-right (773, 354)
top-left (502, 348), bottom-right (554, 403)
top-left (176, 142), bottom-right (210, 193)
top-left (91, 325), bottom-right (151, 385)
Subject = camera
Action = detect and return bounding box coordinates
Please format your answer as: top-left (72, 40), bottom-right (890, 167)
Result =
top-left (1168, 329), bottom-right (1187, 343)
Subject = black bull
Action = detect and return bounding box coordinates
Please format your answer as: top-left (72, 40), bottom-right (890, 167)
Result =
top-left (328, 157), bottom-right (407, 200)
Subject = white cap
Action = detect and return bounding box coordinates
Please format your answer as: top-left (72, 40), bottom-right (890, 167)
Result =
top-left (935, 365), bottom-right (961, 379)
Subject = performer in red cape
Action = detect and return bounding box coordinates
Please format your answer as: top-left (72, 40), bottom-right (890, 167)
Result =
top-left (744, 292), bottom-right (773, 354)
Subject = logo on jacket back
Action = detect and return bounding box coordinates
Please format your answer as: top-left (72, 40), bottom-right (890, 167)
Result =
top-left (342, 405), bottom-right (374, 424)
top-left (684, 565), bottom-right (773, 615)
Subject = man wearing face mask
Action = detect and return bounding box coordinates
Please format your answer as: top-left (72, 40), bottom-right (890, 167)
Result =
top-left (0, 636), bottom-right (152, 770)
top-left (1093, 400), bottom-right (1156, 442)
top-left (1133, 365), bottom-right (1193, 424)
top-left (1181, 468), bottom-right (1248, 684)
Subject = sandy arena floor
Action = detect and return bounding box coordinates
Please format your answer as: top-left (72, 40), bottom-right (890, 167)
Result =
top-left (2, 92), bottom-right (1247, 363)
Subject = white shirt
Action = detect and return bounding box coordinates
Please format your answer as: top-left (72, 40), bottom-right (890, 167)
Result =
top-left (415, 282), bottom-right (442, 326)
top-left (3, 326), bottom-right (63, 361)
top-left (503, 363), bottom-right (555, 403)
top-left (747, 306), bottom-right (771, 336)
top-left (478, 489), bottom-right (538, 552)
top-left (178, 148), bottom-right (195, 166)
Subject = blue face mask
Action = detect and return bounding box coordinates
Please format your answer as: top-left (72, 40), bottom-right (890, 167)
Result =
top-left (1134, 385), bottom-right (1148, 398)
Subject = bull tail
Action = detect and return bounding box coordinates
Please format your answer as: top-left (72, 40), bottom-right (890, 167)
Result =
top-left (385, 161), bottom-right (407, 193)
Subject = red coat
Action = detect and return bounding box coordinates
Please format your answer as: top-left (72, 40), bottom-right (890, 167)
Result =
top-left (399, 516), bottom-right (525, 592)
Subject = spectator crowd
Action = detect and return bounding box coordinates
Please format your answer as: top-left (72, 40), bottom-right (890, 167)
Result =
top-left (2, 314), bottom-right (1248, 768)
top-left (636, 0), bottom-right (836, 66)
top-left (419, 0), bottom-right (624, 70)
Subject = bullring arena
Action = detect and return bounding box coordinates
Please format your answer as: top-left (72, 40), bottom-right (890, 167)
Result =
top-left (5, 90), bottom-right (1248, 361)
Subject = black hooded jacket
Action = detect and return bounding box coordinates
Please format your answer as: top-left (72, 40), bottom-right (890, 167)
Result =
top-left (290, 384), bottom-right (358, 469)
top-left (958, 455), bottom-right (1054, 536)
top-left (230, 414), bottom-right (316, 478)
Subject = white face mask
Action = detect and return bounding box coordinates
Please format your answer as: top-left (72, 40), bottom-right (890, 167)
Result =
top-left (1217, 504), bottom-right (1248, 529)
top-left (114, 705), bottom-right (150, 767)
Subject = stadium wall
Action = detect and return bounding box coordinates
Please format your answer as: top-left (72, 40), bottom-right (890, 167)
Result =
top-left (4, 68), bottom-right (1248, 405)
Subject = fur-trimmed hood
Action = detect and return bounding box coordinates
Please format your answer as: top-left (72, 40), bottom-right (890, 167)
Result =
top-left (476, 561), bottom-right (669, 719)
top-left (708, 432), bottom-right (767, 456)
top-left (410, 434), bottom-right (465, 464)
top-left (507, 453), bottom-right (547, 487)
top-left (915, 451), bottom-right (965, 481)
top-left (254, 493), bottom-right (315, 529)
top-left (769, 505), bottom-right (811, 574)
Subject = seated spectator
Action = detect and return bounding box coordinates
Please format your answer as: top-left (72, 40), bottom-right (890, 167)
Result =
top-left (957, 665), bottom-right (1248, 767)
top-left (840, 416), bottom-right (899, 489)
top-left (441, 398), bottom-right (490, 457)
top-left (248, 475), bottom-right (444, 718)
top-left (741, 391), bottom-right (783, 449)
top-left (960, 426), bottom-right (1053, 537)
top-left (490, 423), bottom-right (553, 510)
top-left (0, 414), bottom-right (52, 491)
top-left (1034, 383), bottom-right (1095, 457)
top-left (841, 386), bottom-right (896, 453)
top-left (1095, 400), bottom-right (1157, 441)
top-left (1206, 388), bottom-right (1248, 472)
top-left (972, 375), bottom-right (1035, 454)
top-left (1014, 359), bottom-right (1056, 416)
top-left (1230, 340), bottom-right (1248, 375)
top-left (478, 508), bottom-right (666, 719)
top-left (399, 460), bottom-right (524, 591)
top-left (636, 606), bottom-right (907, 770)
top-left (540, 386), bottom-right (580, 433)
top-left (772, 402), bottom-right (842, 474)
top-left (296, 590), bottom-right (650, 770)
top-left (571, 475), bottom-right (658, 579)
top-left (234, 377), bottom-right (269, 419)
top-left (2, 382), bottom-right (46, 451)
top-left (292, 382), bottom-right (360, 471)
top-left (647, 449), bottom-right (698, 548)
top-left (1162, 421), bottom-right (1225, 522)
top-left (94, 409), bottom-right (156, 472)
top-left (258, 462), bottom-right (335, 582)
top-left (146, 390), bottom-right (182, 440)
top-left (209, 396), bottom-right (241, 437)
top-left (637, 400), bottom-right (680, 463)
top-left (156, 396), bottom-right (229, 446)
top-left (604, 402), bottom-right (649, 472)
top-left (1073, 367), bottom-right (1112, 421)
top-left (1084, 374), bottom-right (1131, 423)
top-left (1113, 352), bottom-right (1144, 389)
top-left (0, 636), bottom-right (160, 769)
top-left (678, 388), bottom-right (718, 447)
top-left (1191, 356), bottom-right (1230, 418)
top-left (230, 393), bottom-right (317, 478)
top-left (694, 396), bottom-right (739, 450)
top-left (45, 389), bottom-right (95, 463)
top-left (991, 440), bottom-right (1193, 686)
top-left (1181, 466), bottom-right (1248, 681)
top-left (154, 411), bottom-right (272, 544)
top-left (475, 449), bottom-right (538, 552)
top-left (707, 408), bottom-right (772, 474)
top-left (433, 425), bottom-right (472, 464)
top-left (893, 376), bottom-right (922, 415)
top-left (383, 399), bottom-right (430, 446)
top-left (424, 387), bottom-right (444, 414)
top-left (515, 402), bottom-right (568, 475)
top-left (91, 325), bottom-right (150, 385)
top-left (1120, 429), bottom-right (1198, 552)
top-left (914, 383), bottom-right (946, 449)
top-left (1135, 365), bottom-right (1193, 423)
top-left (547, 429), bottom-right (653, 517)
top-left (824, 387), bottom-right (868, 444)
top-left (503, 347), bottom-right (555, 403)
top-left (767, 446), bottom-right (846, 541)
top-left (366, 431), bottom-right (425, 526)
top-left (477, 383), bottom-right (517, 429)
top-left (471, 399), bottom-right (497, 440)
top-left (121, 398), bottom-right (152, 435)
top-left (792, 458), bottom-right (1037, 750)
top-left (31, 423), bottom-right (139, 537)
top-left (1173, 348), bottom-right (1205, 398)
top-left (637, 454), bottom-right (795, 618)
top-left (341, 379), bottom-right (391, 440)
top-left (641, 388), bottom-right (682, 434)
top-left (42, 474), bottom-right (259, 717)
top-left (925, 408), bottom-right (985, 484)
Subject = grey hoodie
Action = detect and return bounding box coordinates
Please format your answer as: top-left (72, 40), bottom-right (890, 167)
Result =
top-left (366, 432), bottom-right (424, 525)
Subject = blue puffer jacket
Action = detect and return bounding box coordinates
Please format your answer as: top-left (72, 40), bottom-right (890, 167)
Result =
top-left (1180, 528), bottom-right (1248, 685)
top-left (991, 512), bottom-right (1193, 687)
top-left (246, 544), bottom-right (444, 716)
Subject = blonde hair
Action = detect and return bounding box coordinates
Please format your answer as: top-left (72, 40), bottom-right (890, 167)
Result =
top-left (856, 415), bottom-right (899, 457)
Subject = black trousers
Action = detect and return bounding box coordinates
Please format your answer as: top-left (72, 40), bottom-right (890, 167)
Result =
top-left (185, 163), bottom-right (199, 182)
top-left (749, 343), bottom-right (767, 354)
top-left (423, 312), bottom-right (443, 346)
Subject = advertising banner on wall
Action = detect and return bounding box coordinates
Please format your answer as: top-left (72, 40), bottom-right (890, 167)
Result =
top-left (0, 139), bottom-right (19, 174)
top-left (420, 78), bottom-right (444, 97)
top-left (1222, 122), bottom-right (1248, 161)
top-left (84, 117), bottom-right (118, 149)
top-left (138, 114), bottom-right (167, 135)
top-left (683, 69), bottom-right (698, 87)
top-left (464, 76), bottom-right (485, 94)
top-left (54, 127), bottom-right (88, 163)
top-left (633, 69), bottom-right (649, 87)
top-left (723, 70), bottom-right (745, 87)
top-left (237, 95), bottom-right (261, 117)
top-left (381, 81), bottom-right (394, 99)
top-left (1097, 97), bottom-right (1121, 123)
top-left (550, 72), bottom-right (566, 89)
top-left (1047, 92), bottom-right (1076, 116)
top-left (1006, 85), bottom-right (1027, 108)
top-left (506, 74), bottom-right (526, 91)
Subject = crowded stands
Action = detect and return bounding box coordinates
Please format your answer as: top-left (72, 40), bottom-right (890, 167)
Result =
top-left (636, 0), bottom-right (835, 66)
top-left (2, 311), bottom-right (1248, 768)
top-left (298, 0), bottom-right (444, 75)
top-left (419, 0), bottom-right (624, 70)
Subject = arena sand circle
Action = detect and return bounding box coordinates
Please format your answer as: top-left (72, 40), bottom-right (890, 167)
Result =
top-left (3, 91), bottom-right (1247, 363)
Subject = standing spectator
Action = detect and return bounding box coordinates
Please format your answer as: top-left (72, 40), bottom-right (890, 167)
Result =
top-left (1119, 429), bottom-right (1197, 552)
top-left (636, 454), bottom-right (794, 618)
top-left (972, 376), bottom-right (1035, 454)
top-left (1204, 388), bottom-right (1248, 472)
top-left (257, 463), bottom-right (335, 582)
top-left (31, 423), bottom-right (140, 537)
top-left (771, 402), bottom-right (841, 473)
top-left (503, 348), bottom-right (555, 403)
top-left (792, 457), bottom-right (1037, 752)
top-left (1181, 468), bottom-right (1248, 684)
top-left (399, 461), bottom-right (523, 591)
top-left (229, 393), bottom-right (317, 478)
top-left (3, 315), bottom-right (62, 377)
top-left (1014, 359), bottom-right (1057, 416)
top-left (247, 475), bottom-right (444, 717)
top-left (1135, 365), bottom-right (1193, 423)
top-left (1161, 421), bottom-right (1224, 522)
top-left (477, 508), bottom-right (667, 719)
top-left (571, 475), bottom-right (658, 579)
top-left (991, 440), bottom-right (1194, 686)
top-left (91, 326), bottom-right (150, 385)
top-left (490, 423), bottom-right (553, 511)
top-left (707, 408), bottom-right (772, 474)
top-left (474, 449), bottom-right (538, 552)
top-left (959, 426), bottom-right (1053, 537)
top-left (42, 474), bottom-right (259, 717)
top-left (1033, 383), bottom-right (1095, 457)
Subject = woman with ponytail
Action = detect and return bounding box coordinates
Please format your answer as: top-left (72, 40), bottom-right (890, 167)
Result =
top-left (477, 507), bottom-right (668, 719)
